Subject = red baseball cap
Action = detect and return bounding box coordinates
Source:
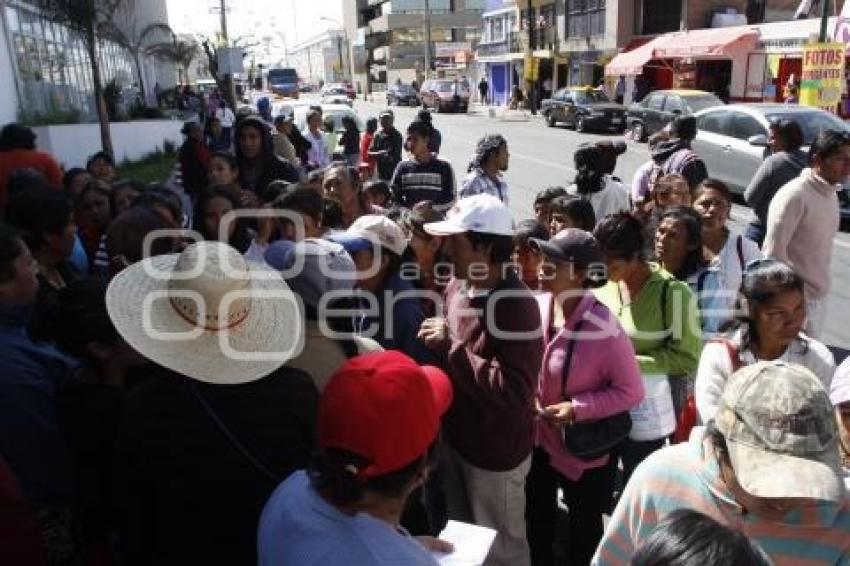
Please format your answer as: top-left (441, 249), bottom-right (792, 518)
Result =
top-left (318, 350), bottom-right (453, 477)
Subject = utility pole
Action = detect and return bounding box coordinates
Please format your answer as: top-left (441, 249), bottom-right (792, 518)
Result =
top-left (552, 1), bottom-right (559, 90)
top-left (819, 0), bottom-right (832, 42)
top-left (219, 0), bottom-right (228, 43)
top-left (526, 0), bottom-right (537, 114)
top-left (337, 34), bottom-right (344, 82)
top-left (424, 0), bottom-right (432, 81)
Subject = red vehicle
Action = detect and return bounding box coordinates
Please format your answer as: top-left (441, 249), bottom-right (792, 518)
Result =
top-left (419, 78), bottom-right (471, 113)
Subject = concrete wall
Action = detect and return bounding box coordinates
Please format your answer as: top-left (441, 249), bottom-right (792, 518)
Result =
top-left (0, 10), bottom-right (19, 125)
top-left (33, 120), bottom-right (183, 170)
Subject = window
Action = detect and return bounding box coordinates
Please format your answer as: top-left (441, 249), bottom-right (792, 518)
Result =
top-left (5, 3), bottom-right (139, 121)
top-left (642, 0), bottom-right (681, 35)
top-left (663, 96), bottom-right (683, 113)
top-left (729, 113), bottom-right (766, 140)
top-left (698, 111), bottom-right (730, 135)
top-left (647, 93), bottom-right (665, 111)
top-left (567, 0), bottom-right (606, 38)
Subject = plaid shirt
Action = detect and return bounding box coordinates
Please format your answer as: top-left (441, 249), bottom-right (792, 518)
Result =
top-left (459, 168), bottom-right (509, 205)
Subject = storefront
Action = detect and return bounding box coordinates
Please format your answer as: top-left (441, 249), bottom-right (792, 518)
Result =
top-left (743, 17), bottom-right (850, 115)
top-left (605, 26), bottom-right (759, 104)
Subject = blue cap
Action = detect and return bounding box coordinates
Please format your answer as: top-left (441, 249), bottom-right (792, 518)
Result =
top-left (324, 230), bottom-right (373, 254)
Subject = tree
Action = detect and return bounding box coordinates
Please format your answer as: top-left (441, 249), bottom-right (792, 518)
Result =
top-left (99, 6), bottom-right (175, 106)
top-left (148, 36), bottom-right (199, 86)
top-left (199, 36), bottom-right (255, 112)
top-left (33, 0), bottom-right (132, 155)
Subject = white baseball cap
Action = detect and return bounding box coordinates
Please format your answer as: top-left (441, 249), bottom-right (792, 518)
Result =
top-left (831, 357), bottom-right (850, 406)
top-left (423, 194), bottom-right (514, 237)
top-left (327, 214), bottom-right (408, 256)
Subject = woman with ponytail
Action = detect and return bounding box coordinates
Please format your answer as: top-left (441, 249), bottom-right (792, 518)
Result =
top-left (566, 144), bottom-right (630, 225)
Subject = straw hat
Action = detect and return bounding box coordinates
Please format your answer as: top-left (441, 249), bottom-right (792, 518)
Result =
top-left (105, 241), bottom-right (304, 384)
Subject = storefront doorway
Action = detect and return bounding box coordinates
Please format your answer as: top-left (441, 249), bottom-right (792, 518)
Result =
top-left (696, 60), bottom-right (732, 102)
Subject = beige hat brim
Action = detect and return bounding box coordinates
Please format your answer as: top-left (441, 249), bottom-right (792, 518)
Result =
top-left (106, 253), bottom-right (304, 385)
top-left (726, 437), bottom-right (844, 502)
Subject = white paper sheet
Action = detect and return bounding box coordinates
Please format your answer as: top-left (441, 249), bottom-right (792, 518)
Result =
top-left (431, 520), bottom-right (497, 565)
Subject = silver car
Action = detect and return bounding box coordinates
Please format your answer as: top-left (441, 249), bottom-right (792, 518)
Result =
top-left (692, 103), bottom-right (850, 196)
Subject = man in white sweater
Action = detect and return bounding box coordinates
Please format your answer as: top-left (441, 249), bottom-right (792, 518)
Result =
top-left (764, 130), bottom-right (850, 338)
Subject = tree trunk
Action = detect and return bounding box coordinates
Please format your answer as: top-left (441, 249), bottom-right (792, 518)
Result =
top-left (88, 36), bottom-right (114, 155)
top-left (132, 51), bottom-right (148, 106)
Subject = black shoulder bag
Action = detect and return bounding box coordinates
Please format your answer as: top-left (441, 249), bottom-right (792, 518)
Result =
top-left (560, 307), bottom-right (632, 462)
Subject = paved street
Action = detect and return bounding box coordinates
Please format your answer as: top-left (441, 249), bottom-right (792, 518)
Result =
top-left (350, 96), bottom-right (850, 350)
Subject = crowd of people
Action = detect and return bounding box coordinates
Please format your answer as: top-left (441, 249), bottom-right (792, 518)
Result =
top-left (0, 100), bottom-right (849, 566)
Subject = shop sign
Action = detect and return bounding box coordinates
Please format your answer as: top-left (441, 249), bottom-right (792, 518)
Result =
top-left (436, 42), bottom-right (471, 57)
top-left (523, 54), bottom-right (540, 80)
top-left (800, 42), bottom-right (845, 108)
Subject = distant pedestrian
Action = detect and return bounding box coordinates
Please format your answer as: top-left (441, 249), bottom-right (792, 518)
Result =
top-left (532, 186), bottom-right (568, 227)
top-left (566, 144), bottom-right (630, 223)
top-left (360, 117), bottom-right (378, 177)
top-left (649, 115), bottom-right (708, 192)
top-left (339, 115), bottom-right (361, 168)
top-left (214, 99), bottom-right (235, 145)
top-left (478, 76), bottom-right (489, 104)
top-left (615, 75), bottom-right (626, 104)
top-left (390, 120), bottom-right (456, 211)
top-left (367, 111), bottom-right (403, 182)
top-left (178, 121), bottom-right (211, 197)
top-left (460, 134), bottom-right (510, 204)
top-left (417, 109), bottom-right (442, 154)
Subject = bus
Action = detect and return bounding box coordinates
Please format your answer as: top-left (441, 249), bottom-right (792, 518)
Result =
top-left (267, 67), bottom-right (299, 98)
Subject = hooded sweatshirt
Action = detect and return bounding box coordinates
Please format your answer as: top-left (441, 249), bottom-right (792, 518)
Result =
top-left (235, 118), bottom-right (300, 198)
top-left (650, 138), bottom-right (708, 191)
top-left (763, 167), bottom-right (840, 300)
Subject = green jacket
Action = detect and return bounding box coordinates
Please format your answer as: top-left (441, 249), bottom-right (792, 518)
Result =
top-left (594, 263), bottom-right (701, 376)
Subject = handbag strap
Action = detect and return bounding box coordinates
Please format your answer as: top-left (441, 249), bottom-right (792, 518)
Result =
top-left (559, 310), bottom-right (591, 401)
top-left (188, 382), bottom-right (280, 484)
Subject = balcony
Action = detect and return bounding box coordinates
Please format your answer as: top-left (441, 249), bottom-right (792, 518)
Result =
top-left (476, 32), bottom-right (523, 58)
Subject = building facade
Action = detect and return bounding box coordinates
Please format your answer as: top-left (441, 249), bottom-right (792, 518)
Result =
top-left (344, 0), bottom-right (486, 92)
top-left (0, 0), bottom-right (176, 125)
top-left (289, 29), bottom-right (349, 87)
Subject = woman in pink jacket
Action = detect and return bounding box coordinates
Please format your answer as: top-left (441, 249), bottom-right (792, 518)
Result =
top-left (525, 229), bottom-right (644, 566)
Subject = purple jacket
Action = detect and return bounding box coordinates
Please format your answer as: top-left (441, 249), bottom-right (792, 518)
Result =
top-left (535, 292), bottom-right (644, 480)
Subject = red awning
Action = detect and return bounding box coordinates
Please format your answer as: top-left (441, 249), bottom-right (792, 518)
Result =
top-left (604, 36), bottom-right (663, 76)
top-left (652, 26), bottom-right (758, 58)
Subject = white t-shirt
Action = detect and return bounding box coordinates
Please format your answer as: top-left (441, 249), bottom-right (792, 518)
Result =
top-left (695, 328), bottom-right (835, 423)
top-left (303, 128), bottom-right (330, 168)
top-left (567, 175), bottom-right (631, 223)
top-left (215, 106), bottom-right (235, 128)
top-left (711, 231), bottom-right (761, 308)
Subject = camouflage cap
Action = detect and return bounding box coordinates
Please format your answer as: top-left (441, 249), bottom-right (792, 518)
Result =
top-left (715, 361), bottom-right (843, 502)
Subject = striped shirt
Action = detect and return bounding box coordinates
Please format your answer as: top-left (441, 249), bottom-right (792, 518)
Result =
top-left (459, 168), bottom-right (509, 205)
top-left (390, 157), bottom-right (456, 211)
top-left (593, 427), bottom-right (850, 566)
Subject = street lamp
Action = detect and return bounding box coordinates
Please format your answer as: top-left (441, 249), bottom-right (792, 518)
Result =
top-left (319, 15), bottom-right (352, 82)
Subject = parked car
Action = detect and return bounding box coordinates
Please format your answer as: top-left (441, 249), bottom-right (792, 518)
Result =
top-left (387, 84), bottom-right (420, 106)
top-left (419, 79), bottom-right (471, 113)
top-left (293, 104), bottom-right (364, 134)
top-left (541, 87), bottom-right (627, 132)
top-left (691, 103), bottom-right (850, 220)
top-left (626, 89), bottom-right (724, 141)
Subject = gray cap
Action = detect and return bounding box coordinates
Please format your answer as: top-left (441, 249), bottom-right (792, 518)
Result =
top-left (264, 238), bottom-right (356, 309)
top-left (715, 361), bottom-right (844, 502)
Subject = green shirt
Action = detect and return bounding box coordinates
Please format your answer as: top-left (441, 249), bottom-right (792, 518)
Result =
top-left (594, 264), bottom-right (701, 376)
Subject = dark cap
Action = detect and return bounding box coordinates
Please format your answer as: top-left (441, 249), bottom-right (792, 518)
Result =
top-left (531, 228), bottom-right (603, 267)
top-left (273, 113), bottom-right (293, 125)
